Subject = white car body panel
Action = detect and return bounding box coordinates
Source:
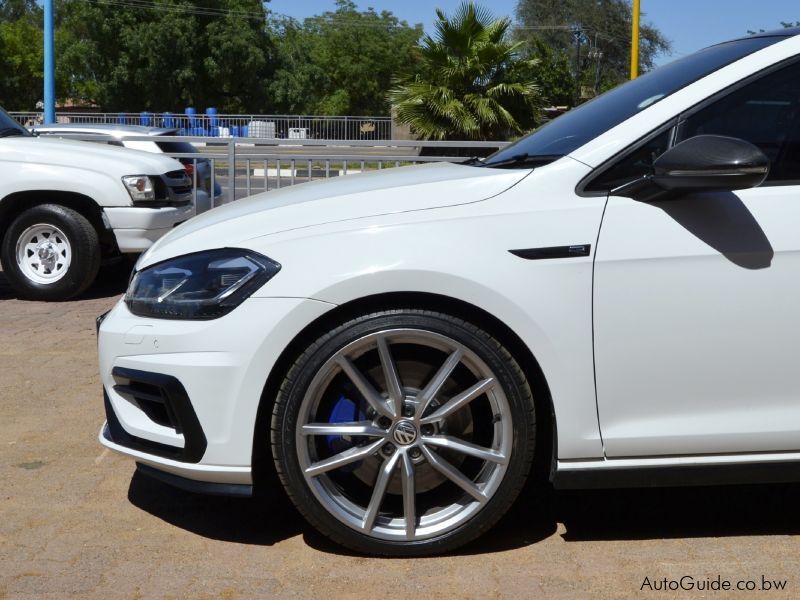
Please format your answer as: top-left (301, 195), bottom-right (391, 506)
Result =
top-left (138, 162), bottom-right (530, 265)
top-left (594, 185), bottom-right (800, 456)
top-left (117, 157), bottom-right (607, 463)
top-left (1, 137), bottom-right (181, 199)
top-left (99, 296), bottom-right (334, 482)
top-left (97, 32), bottom-right (800, 494)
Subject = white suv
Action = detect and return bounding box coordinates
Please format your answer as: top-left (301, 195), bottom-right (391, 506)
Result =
top-left (0, 111), bottom-right (193, 300)
top-left (99, 29), bottom-right (800, 555)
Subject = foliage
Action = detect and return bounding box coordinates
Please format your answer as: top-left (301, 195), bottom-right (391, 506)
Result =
top-left (0, 0), bottom-right (419, 114)
top-left (56, 0), bottom-right (274, 112)
top-left (389, 2), bottom-right (542, 140)
top-left (269, 1), bottom-right (422, 115)
top-left (0, 1), bottom-right (43, 110)
top-left (515, 0), bottom-right (671, 101)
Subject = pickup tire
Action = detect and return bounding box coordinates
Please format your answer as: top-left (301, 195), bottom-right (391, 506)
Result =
top-left (1, 204), bottom-right (101, 300)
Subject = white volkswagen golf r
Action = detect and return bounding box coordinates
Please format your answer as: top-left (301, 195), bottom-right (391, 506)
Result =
top-left (98, 29), bottom-right (800, 555)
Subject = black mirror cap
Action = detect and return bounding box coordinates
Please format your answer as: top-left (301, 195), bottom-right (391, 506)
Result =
top-left (652, 134), bottom-right (770, 192)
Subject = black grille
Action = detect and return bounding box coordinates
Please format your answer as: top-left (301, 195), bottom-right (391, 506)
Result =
top-left (165, 170), bottom-right (193, 196)
top-left (142, 171), bottom-right (192, 207)
top-left (114, 379), bottom-right (178, 430)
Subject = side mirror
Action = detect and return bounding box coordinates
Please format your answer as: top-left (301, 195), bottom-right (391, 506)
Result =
top-left (613, 135), bottom-right (770, 200)
top-left (652, 135), bottom-right (769, 192)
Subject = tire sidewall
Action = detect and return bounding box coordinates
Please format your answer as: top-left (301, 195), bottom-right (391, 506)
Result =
top-left (272, 310), bottom-right (536, 556)
top-left (1, 204), bottom-right (100, 300)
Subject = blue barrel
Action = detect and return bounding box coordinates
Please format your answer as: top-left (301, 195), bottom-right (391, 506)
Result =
top-left (205, 107), bottom-right (218, 127)
top-left (163, 112), bottom-right (174, 128)
top-left (185, 107), bottom-right (196, 127)
top-left (140, 111), bottom-right (151, 126)
top-left (230, 126), bottom-right (239, 137)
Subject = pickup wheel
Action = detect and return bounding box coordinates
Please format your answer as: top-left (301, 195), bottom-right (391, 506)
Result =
top-left (1, 204), bottom-right (101, 300)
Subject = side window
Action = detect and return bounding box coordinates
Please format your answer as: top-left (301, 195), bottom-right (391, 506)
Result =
top-left (677, 59), bottom-right (800, 184)
top-left (585, 129), bottom-right (672, 192)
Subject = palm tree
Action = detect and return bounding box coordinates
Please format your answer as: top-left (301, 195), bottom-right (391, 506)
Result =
top-left (389, 2), bottom-right (541, 141)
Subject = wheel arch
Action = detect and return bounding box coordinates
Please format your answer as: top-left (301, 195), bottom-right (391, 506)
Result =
top-left (252, 291), bottom-right (556, 493)
top-left (0, 191), bottom-right (116, 255)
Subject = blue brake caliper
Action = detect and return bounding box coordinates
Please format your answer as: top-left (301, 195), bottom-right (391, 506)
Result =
top-left (325, 393), bottom-right (366, 472)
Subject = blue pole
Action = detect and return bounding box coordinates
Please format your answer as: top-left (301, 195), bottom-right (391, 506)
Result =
top-left (43, 0), bottom-right (55, 124)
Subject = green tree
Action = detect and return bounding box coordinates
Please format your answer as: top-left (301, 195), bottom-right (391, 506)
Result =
top-left (515, 0), bottom-right (671, 101)
top-left (269, 1), bottom-right (422, 115)
top-left (389, 2), bottom-right (542, 140)
top-left (57, 0), bottom-right (274, 112)
top-left (0, 0), bottom-right (43, 110)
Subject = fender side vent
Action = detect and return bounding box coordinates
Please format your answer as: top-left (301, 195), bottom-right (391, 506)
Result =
top-left (509, 244), bottom-right (591, 260)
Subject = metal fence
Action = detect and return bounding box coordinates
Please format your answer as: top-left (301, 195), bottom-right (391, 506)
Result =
top-left (10, 111), bottom-right (394, 140)
top-left (31, 134), bottom-right (510, 206)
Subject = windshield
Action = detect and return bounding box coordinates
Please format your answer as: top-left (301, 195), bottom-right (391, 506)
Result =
top-left (482, 35), bottom-right (787, 167)
top-left (0, 108), bottom-right (30, 138)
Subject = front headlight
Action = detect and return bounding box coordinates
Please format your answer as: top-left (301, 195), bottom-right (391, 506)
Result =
top-left (125, 248), bottom-right (281, 320)
top-left (122, 175), bottom-right (156, 202)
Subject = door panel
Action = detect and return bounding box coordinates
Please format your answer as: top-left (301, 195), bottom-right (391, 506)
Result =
top-left (594, 187), bottom-right (800, 457)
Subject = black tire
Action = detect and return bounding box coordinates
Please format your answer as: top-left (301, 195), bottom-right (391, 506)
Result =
top-left (271, 309), bottom-right (536, 556)
top-left (0, 204), bottom-right (101, 300)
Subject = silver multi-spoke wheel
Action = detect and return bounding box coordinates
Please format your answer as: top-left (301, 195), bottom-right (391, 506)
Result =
top-left (15, 223), bottom-right (72, 284)
top-left (295, 328), bottom-right (513, 542)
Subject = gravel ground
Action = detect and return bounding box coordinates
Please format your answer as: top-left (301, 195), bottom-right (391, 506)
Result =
top-left (2, 265), bottom-right (799, 599)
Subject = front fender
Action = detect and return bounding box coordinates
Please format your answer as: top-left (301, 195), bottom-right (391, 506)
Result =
top-left (249, 209), bottom-right (604, 460)
top-left (0, 162), bottom-right (131, 207)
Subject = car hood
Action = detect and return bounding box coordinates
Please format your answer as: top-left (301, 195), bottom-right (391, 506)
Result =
top-left (0, 136), bottom-right (183, 175)
top-left (138, 162), bottom-right (529, 267)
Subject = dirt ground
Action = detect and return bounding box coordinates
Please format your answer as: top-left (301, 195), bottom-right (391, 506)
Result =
top-left (2, 265), bottom-right (799, 599)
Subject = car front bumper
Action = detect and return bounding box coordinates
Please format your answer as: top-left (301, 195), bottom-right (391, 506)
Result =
top-left (97, 296), bottom-right (335, 485)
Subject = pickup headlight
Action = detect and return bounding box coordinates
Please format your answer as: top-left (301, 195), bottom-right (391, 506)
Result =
top-left (125, 249), bottom-right (281, 320)
top-left (122, 175), bottom-right (156, 202)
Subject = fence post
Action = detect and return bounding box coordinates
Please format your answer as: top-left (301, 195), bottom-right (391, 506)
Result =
top-left (227, 138), bottom-right (235, 204)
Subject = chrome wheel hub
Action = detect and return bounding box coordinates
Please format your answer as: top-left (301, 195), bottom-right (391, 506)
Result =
top-left (391, 420), bottom-right (418, 445)
top-left (296, 329), bottom-right (512, 542)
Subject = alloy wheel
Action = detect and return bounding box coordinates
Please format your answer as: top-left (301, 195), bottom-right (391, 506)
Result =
top-left (295, 328), bottom-right (513, 542)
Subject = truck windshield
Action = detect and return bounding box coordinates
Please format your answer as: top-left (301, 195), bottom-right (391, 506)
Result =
top-left (481, 34), bottom-right (789, 168)
top-left (0, 108), bottom-right (30, 138)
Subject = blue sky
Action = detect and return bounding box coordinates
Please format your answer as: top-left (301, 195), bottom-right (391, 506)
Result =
top-left (267, 0), bottom-right (799, 65)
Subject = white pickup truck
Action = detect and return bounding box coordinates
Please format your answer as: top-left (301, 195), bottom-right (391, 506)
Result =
top-left (0, 109), bottom-right (195, 300)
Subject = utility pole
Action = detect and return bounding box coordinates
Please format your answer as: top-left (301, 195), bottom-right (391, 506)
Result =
top-left (587, 33), bottom-right (604, 94)
top-left (572, 26), bottom-right (584, 105)
top-left (630, 0), bottom-right (640, 79)
top-left (43, 0), bottom-right (55, 124)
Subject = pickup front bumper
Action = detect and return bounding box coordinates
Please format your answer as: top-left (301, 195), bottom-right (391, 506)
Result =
top-left (104, 205), bottom-right (194, 253)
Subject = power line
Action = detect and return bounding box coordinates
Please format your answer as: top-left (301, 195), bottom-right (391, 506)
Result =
top-left (80, 0), bottom-right (420, 27)
top-left (81, 0), bottom-right (268, 20)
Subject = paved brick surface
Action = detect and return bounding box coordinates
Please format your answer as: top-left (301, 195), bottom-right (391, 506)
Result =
top-left (1, 265), bottom-right (799, 598)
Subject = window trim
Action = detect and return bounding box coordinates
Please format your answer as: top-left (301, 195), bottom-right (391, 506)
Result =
top-left (576, 53), bottom-right (800, 197)
top-left (576, 119), bottom-right (678, 197)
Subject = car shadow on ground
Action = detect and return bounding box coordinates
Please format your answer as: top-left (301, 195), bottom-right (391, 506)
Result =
top-left (126, 468), bottom-right (800, 556)
top-left (127, 470), bottom-right (307, 547)
top-left (0, 260), bottom-right (133, 301)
